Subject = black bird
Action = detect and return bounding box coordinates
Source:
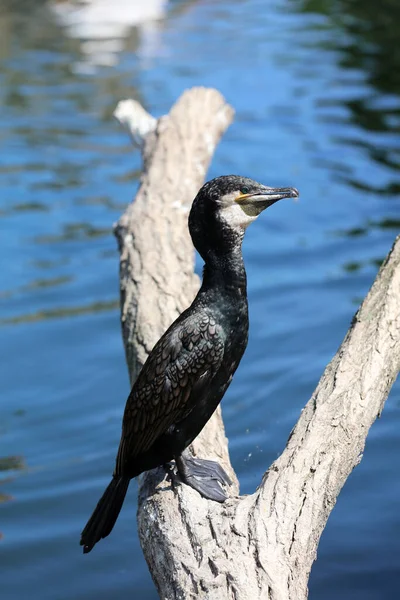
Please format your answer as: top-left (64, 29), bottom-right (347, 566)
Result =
top-left (81, 175), bottom-right (298, 553)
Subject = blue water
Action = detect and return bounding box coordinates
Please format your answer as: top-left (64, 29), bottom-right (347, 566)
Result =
top-left (1, 1), bottom-right (399, 598)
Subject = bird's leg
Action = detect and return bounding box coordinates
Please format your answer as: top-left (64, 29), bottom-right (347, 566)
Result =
top-left (163, 462), bottom-right (178, 491)
top-left (175, 449), bottom-right (232, 503)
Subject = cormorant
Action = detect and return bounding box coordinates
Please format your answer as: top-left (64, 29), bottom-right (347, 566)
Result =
top-left (81, 175), bottom-right (298, 553)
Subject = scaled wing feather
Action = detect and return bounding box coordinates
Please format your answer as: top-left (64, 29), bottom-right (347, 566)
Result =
top-left (115, 312), bottom-right (224, 473)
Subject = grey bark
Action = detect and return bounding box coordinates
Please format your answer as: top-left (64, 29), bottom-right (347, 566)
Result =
top-left (113, 87), bottom-right (400, 600)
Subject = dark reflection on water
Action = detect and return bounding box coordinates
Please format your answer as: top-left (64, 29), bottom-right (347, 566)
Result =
top-left (297, 0), bottom-right (400, 204)
top-left (35, 223), bottom-right (112, 244)
top-left (335, 217), bottom-right (400, 237)
top-left (0, 456), bottom-right (25, 472)
top-left (0, 456), bottom-right (25, 522)
top-left (0, 299), bottom-right (119, 326)
top-left (0, 1), bottom-right (399, 599)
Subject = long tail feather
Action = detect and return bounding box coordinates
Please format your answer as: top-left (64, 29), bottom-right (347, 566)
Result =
top-left (80, 476), bottom-right (130, 553)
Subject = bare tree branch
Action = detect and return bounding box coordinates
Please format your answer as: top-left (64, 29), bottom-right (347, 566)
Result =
top-left (114, 87), bottom-right (400, 600)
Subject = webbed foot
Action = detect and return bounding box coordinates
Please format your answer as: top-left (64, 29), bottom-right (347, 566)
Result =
top-left (175, 452), bottom-right (232, 503)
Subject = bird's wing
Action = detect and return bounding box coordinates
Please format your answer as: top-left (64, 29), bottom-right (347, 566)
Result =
top-left (115, 312), bottom-right (224, 473)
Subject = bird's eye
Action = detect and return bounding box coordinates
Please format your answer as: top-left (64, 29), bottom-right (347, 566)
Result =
top-left (240, 186), bottom-right (250, 194)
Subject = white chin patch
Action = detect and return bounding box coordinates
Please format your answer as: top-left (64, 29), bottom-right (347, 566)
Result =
top-left (220, 203), bottom-right (257, 230)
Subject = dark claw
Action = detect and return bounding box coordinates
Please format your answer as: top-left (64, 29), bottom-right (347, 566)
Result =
top-left (175, 454), bottom-right (232, 503)
top-left (163, 463), bottom-right (177, 490)
top-left (185, 457), bottom-right (232, 487)
top-left (183, 472), bottom-right (228, 503)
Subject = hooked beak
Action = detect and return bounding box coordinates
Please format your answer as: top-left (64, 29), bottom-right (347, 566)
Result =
top-left (235, 186), bottom-right (299, 217)
top-left (236, 186), bottom-right (299, 210)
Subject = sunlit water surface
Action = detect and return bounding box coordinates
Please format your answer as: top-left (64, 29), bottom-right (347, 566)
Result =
top-left (1, 1), bottom-right (399, 598)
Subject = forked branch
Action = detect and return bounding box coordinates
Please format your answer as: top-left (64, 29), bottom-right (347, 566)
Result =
top-left (114, 88), bottom-right (400, 600)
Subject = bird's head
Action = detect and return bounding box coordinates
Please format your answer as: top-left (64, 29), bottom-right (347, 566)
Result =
top-left (189, 175), bottom-right (299, 261)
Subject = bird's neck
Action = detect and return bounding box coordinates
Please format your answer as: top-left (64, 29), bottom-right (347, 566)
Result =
top-left (201, 245), bottom-right (247, 296)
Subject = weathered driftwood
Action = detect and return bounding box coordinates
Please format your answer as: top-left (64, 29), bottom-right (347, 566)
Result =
top-left (113, 88), bottom-right (400, 600)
